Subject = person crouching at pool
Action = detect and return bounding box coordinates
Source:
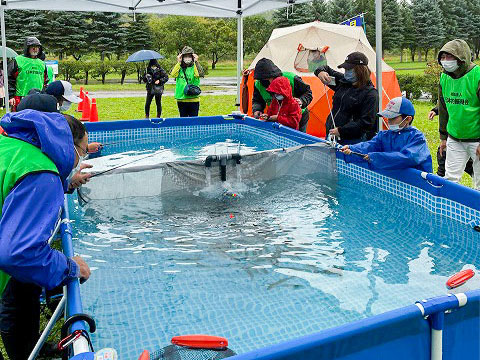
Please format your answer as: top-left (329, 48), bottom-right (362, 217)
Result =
top-left (340, 97), bottom-right (433, 172)
top-left (258, 76), bottom-right (302, 130)
top-left (0, 110), bottom-right (91, 360)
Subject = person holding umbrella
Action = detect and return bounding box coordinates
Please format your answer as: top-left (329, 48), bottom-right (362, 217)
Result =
top-left (170, 46), bottom-right (204, 117)
top-left (126, 49), bottom-right (166, 119)
top-left (143, 59), bottom-right (168, 118)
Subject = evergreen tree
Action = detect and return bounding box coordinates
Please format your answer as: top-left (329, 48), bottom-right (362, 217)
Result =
top-left (311, 0), bottom-right (332, 23)
top-left (412, 0), bottom-right (445, 60)
top-left (327, 0), bottom-right (356, 24)
top-left (466, 0), bottom-right (480, 58)
top-left (43, 12), bottom-right (89, 59)
top-left (399, 0), bottom-right (416, 61)
top-left (455, 0), bottom-right (474, 41)
top-left (125, 13), bottom-right (153, 53)
top-left (4, 10), bottom-right (47, 52)
top-left (89, 12), bottom-right (126, 60)
top-left (382, 0), bottom-right (403, 55)
top-left (438, 0), bottom-right (460, 41)
top-left (272, 2), bottom-right (316, 28)
top-left (353, 0), bottom-right (375, 45)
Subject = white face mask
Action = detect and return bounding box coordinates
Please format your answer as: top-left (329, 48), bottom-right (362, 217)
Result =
top-left (388, 117), bottom-right (408, 132)
top-left (274, 94), bottom-right (284, 101)
top-left (183, 57), bottom-right (193, 64)
top-left (59, 100), bottom-right (72, 112)
top-left (441, 60), bottom-right (459, 73)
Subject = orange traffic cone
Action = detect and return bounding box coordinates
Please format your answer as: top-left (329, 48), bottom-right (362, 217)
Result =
top-left (81, 93), bottom-right (91, 121)
top-left (77, 87), bottom-right (85, 112)
top-left (89, 98), bottom-right (99, 122)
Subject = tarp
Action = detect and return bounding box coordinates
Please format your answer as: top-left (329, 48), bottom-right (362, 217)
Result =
top-left (2, 0), bottom-right (310, 17)
top-left (240, 21), bottom-right (402, 138)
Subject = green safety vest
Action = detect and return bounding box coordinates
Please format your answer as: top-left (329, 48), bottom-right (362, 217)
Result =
top-left (440, 66), bottom-right (480, 140)
top-left (15, 55), bottom-right (46, 97)
top-left (46, 65), bottom-right (54, 84)
top-left (0, 135), bottom-right (59, 296)
top-left (174, 65), bottom-right (201, 101)
top-left (254, 72), bottom-right (306, 114)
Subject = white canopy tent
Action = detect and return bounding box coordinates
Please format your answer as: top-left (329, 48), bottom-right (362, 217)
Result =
top-left (0, 0), bottom-right (384, 125)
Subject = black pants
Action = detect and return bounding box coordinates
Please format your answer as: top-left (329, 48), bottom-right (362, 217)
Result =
top-left (436, 146), bottom-right (473, 177)
top-left (177, 101), bottom-right (200, 117)
top-left (298, 110), bottom-right (310, 133)
top-left (145, 93), bottom-right (162, 118)
top-left (0, 278), bottom-right (42, 360)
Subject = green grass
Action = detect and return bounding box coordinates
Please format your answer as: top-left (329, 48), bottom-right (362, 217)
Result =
top-left (65, 95), bottom-right (237, 120)
top-left (412, 101), bottom-right (473, 188)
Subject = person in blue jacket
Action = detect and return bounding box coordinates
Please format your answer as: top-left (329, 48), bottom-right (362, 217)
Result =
top-left (340, 97), bottom-right (433, 173)
top-left (0, 109), bottom-right (91, 359)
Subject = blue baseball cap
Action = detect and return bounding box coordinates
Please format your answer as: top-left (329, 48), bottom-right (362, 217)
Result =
top-left (378, 97), bottom-right (415, 118)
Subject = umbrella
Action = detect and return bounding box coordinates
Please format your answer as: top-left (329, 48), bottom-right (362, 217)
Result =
top-left (126, 50), bottom-right (164, 63)
top-left (1, 46), bottom-right (18, 58)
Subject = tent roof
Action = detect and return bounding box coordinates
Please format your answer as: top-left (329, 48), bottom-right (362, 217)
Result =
top-left (3, 0), bottom-right (310, 17)
top-left (249, 21), bottom-right (394, 74)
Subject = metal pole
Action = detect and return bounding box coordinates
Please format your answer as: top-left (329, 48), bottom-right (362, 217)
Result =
top-left (1, 5), bottom-right (10, 113)
top-left (236, 0), bottom-right (243, 109)
top-left (375, 0), bottom-right (382, 132)
top-left (28, 296), bottom-right (67, 360)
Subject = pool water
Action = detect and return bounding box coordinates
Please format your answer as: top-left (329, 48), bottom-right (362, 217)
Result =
top-left (69, 172), bottom-right (480, 359)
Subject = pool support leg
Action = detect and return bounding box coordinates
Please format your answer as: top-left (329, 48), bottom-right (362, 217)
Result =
top-left (415, 293), bottom-right (468, 360)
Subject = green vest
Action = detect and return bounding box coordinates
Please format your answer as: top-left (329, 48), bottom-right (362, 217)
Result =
top-left (254, 72), bottom-right (306, 114)
top-left (174, 65), bottom-right (201, 101)
top-left (0, 135), bottom-right (59, 296)
top-left (15, 55), bottom-right (46, 97)
top-left (46, 65), bottom-right (54, 84)
top-left (440, 66), bottom-right (480, 140)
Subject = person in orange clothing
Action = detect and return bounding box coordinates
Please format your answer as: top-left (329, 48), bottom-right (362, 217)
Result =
top-left (259, 76), bottom-right (302, 130)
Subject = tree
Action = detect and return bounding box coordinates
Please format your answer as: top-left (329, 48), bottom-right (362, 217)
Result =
top-left (202, 19), bottom-right (236, 69)
top-left (149, 16), bottom-right (208, 56)
top-left (327, 0), bottom-right (356, 24)
top-left (398, 0), bottom-right (416, 62)
top-left (438, 0), bottom-right (460, 42)
top-left (43, 12), bottom-right (89, 59)
top-left (125, 13), bottom-right (153, 53)
top-left (412, 0), bottom-right (444, 61)
top-left (466, 0), bottom-right (480, 58)
top-left (311, 0), bottom-right (332, 22)
top-left (382, 0), bottom-right (403, 56)
top-left (243, 16), bottom-right (275, 56)
top-left (89, 12), bottom-right (126, 60)
top-left (5, 10), bottom-right (47, 52)
top-left (353, 0), bottom-right (376, 45)
top-left (272, 2), bottom-right (316, 28)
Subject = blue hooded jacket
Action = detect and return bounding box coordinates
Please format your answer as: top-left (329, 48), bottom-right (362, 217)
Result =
top-left (347, 126), bottom-right (433, 172)
top-left (0, 110), bottom-right (79, 289)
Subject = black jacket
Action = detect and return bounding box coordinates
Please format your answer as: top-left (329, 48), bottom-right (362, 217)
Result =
top-left (315, 65), bottom-right (378, 141)
top-left (252, 59), bottom-right (312, 113)
top-left (143, 66), bottom-right (169, 94)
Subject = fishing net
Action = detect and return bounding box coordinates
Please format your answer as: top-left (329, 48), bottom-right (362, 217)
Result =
top-left (77, 142), bottom-right (337, 203)
top-left (150, 345), bottom-right (236, 360)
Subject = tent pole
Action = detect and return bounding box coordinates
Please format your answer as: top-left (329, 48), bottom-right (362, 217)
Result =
top-left (236, 0), bottom-right (243, 109)
top-left (1, 5), bottom-right (9, 113)
top-left (375, 0), bottom-right (382, 132)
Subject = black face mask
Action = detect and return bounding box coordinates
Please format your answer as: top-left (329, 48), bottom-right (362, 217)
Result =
top-left (260, 79), bottom-right (270, 88)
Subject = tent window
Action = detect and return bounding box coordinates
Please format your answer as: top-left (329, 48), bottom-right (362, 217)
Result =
top-left (294, 45), bottom-right (329, 73)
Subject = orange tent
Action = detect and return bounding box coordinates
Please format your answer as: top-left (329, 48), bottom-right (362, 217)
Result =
top-left (241, 21), bottom-right (401, 138)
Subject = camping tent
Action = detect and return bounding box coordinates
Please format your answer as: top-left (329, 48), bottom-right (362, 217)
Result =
top-left (240, 21), bottom-right (401, 138)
